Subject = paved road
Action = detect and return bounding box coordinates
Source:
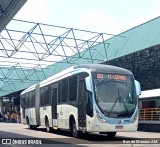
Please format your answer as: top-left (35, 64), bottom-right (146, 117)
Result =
top-left (0, 123), bottom-right (160, 147)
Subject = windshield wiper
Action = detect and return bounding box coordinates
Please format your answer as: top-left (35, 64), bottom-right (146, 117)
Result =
top-left (119, 95), bottom-right (129, 115)
top-left (108, 90), bottom-right (120, 117)
top-left (96, 96), bottom-right (108, 113)
top-left (108, 90), bottom-right (129, 117)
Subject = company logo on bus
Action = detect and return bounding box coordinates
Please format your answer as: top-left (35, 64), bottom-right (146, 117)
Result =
top-left (118, 120), bottom-right (121, 124)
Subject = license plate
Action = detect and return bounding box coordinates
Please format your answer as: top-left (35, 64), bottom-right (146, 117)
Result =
top-left (115, 125), bottom-right (124, 129)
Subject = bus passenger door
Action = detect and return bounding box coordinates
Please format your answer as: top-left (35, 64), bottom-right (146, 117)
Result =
top-left (78, 80), bottom-right (87, 129)
top-left (51, 84), bottom-right (58, 127)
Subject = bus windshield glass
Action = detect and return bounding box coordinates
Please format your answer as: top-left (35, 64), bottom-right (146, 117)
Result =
top-left (93, 73), bottom-right (137, 118)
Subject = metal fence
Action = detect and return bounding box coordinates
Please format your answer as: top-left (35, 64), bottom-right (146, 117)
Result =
top-left (139, 108), bottom-right (160, 121)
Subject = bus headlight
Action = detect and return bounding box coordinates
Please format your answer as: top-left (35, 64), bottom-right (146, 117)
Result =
top-left (96, 111), bottom-right (106, 123)
top-left (131, 111), bottom-right (138, 123)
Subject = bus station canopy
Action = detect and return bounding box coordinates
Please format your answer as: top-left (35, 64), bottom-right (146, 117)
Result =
top-left (0, 0), bottom-right (27, 32)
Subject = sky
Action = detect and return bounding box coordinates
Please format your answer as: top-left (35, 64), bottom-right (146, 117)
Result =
top-left (14, 0), bottom-right (160, 34)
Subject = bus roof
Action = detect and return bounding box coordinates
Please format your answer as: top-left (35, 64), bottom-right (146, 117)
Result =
top-left (21, 64), bottom-right (133, 94)
top-left (39, 64), bottom-right (133, 87)
top-left (75, 64), bottom-right (133, 75)
top-left (139, 88), bottom-right (160, 99)
top-left (21, 83), bottom-right (37, 95)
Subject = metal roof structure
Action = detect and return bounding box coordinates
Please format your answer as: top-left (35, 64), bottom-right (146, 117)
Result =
top-left (0, 0), bottom-right (27, 32)
top-left (0, 16), bottom-right (160, 96)
top-left (0, 19), bottom-right (119, 96)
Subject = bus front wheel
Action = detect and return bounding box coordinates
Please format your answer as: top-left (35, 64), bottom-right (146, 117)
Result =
top-left (71, 121), bottom-right (79, 138)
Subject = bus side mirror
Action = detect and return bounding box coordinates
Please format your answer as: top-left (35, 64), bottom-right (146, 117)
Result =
top-left (135, 80), bottom-right (141, 96)
top-left (85, 77), bottom-right (92, 91)
top-left (86, 90), bottom-right (93, 117)
top-left (85, 77), bottom-right (93, 117)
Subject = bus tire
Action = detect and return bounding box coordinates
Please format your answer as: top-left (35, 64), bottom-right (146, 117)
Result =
top-left (71, 120), bottom-right (79, 138)
top-left (106, 132), bottom-right (116, 138)
top-left (26, 117), bottom-right (37, 130)
top-left (31, 125), bottom-right (37, 130)
top-left (26, 117), bottom-right (31, 129)
top-left (45, 117), bottom-right (52, 133)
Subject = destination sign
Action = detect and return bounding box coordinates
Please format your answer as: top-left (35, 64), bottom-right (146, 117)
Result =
top-left (97, 74), bottom-right (127, 81)
top-left (108, 74), bottom-right (126, 80)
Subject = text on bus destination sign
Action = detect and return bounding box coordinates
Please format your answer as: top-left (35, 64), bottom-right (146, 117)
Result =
top-left (97, 74), bottom-right (126, 81)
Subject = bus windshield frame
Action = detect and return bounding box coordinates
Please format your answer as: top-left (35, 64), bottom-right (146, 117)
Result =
top-left (92, 72), bottom-right (137, 118)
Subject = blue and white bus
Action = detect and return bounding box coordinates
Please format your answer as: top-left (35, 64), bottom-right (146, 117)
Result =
top-left (20, 64), bottom-right (141, 138)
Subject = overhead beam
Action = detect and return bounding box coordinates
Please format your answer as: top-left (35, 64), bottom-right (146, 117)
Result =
top-left (0, 0), bottom-right (27, 32)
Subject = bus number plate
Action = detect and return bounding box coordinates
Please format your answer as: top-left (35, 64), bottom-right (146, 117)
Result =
top-left (115, 125), bottom-right (124, 129)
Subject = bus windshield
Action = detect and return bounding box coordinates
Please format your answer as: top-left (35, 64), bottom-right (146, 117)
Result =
top-left (93, 73), bottom-right (137, 118)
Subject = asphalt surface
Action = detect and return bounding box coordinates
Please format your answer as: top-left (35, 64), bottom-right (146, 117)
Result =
top-left (0, 123), bottom-right (160, 147)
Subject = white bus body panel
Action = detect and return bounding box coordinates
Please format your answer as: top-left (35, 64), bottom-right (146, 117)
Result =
top-left (57, 104), bottom-right (78, 129)
top-left (86, 113), bottom-right (138, 132)
top-left (39, 106), bottom-right (52, 127)
top-left (25, 108), bottom-right (37, 125)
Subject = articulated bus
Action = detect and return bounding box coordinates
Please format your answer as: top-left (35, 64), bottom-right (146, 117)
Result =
top-left (20, 64), bottom-right (141, 138)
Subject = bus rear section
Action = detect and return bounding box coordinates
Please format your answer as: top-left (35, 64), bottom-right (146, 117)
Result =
top-left (20, 84), bottom-right (40, 129)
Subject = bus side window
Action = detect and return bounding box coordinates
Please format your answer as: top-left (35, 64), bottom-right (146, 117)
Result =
top-left (58, 81), bottom-right (62, 103)
top-left (78, 80), bottom-right (87, 115)
top-left (25, 93), bottom-right (29, 108)
top-left (69, 75), bottom-right (78, 101)
top-left (40, 88), bottom-right (44, 106)
top-left (29, 92), bottom-right (32, 108)
top-left (32, 90), bottom-right (35, 107)
top-left (44, 86), bottom-right (50, 105)
top-left (40, 86), bottom-right (50, 106)
top-left (62, 79), bottom-right (69, 102)
top-left (86, 91), bottom-right (93, 117)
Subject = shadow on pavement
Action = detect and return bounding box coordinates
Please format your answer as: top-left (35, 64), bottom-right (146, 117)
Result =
top-left (25, 127), bottom-right (135, 144)
top-left (0, 130), bottom-right (85, 146)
